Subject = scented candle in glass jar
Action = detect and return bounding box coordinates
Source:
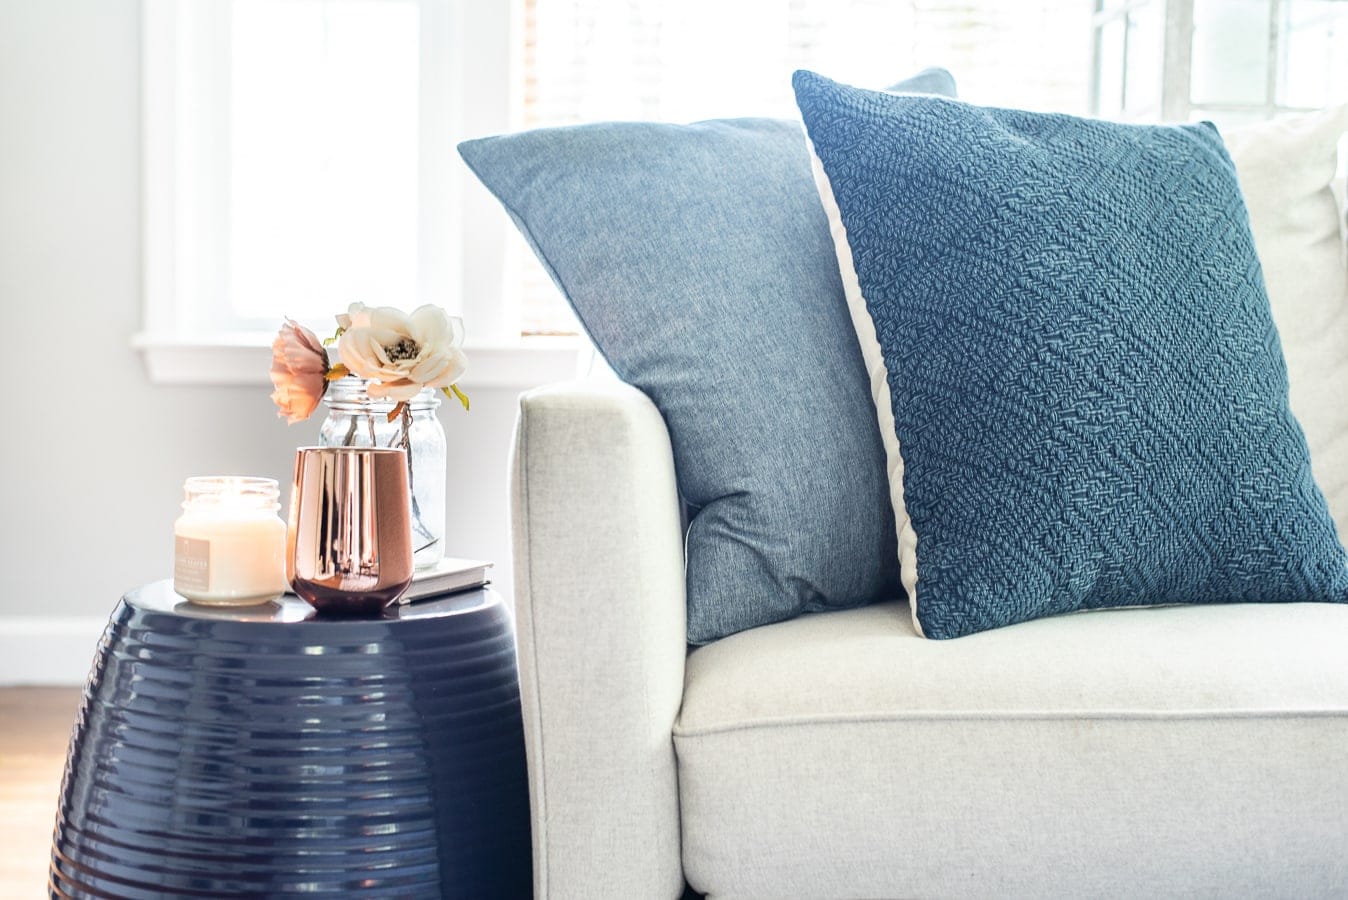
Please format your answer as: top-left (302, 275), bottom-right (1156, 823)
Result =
top-left (173, 476), bottom-right (288, 606)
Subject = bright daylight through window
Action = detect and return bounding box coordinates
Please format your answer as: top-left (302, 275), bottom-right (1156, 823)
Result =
top-left (139, 0), bottom-right (1348, 369)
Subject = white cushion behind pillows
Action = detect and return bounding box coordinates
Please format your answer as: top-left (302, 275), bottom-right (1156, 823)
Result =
top-left (1225, 106), bottom-right (1348, 536)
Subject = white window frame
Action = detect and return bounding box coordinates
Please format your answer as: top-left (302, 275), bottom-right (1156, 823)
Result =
top-left (135, 0), bottom-right (582, 388)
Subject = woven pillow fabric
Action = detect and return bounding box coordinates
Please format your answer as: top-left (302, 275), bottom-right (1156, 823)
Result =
top-left (460, 70), bottom-right (955, 644)
top-left (793, 70), bottom-right (1348, 640)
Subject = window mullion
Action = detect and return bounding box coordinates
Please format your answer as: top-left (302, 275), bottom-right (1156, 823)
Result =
top-left (1161, 0), bottom-right (1194, 121)
top-left (1265, 0), bottom-right (1282, 117)
top-left (457, 0), bottom-right (518, 343)
top-left (143, 0), bottom-right (232, 337)
top-left (418, 0), bottom-right (460, 317)
top-left (141, 0), bottom-right (178, 338)
top-left (193, 2), bottom-right (231, 333)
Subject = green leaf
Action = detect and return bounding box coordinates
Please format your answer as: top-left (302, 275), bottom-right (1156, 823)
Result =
top-left (444, 383), bottom-right (470, 411)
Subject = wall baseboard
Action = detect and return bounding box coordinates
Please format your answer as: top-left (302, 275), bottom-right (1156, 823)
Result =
top-left (0, 617), bottom-right (109, 686)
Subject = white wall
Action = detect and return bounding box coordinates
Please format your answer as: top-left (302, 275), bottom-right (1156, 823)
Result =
top-left (0, 0), bottom-right (545, 683)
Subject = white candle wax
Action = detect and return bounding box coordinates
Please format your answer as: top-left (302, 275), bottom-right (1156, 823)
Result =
top-left (173, 476), bottom-right (288, 606)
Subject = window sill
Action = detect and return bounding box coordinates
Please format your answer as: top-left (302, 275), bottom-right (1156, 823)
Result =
top-left (132, 333), bottom-right (587, 389)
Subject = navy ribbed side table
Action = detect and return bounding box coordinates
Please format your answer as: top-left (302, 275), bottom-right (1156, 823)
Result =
top-left (49, 581), bottom-right (532, 898)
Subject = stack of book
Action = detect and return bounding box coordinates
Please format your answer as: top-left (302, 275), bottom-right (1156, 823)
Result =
top-left (399, 557), bottom-right (493, 604)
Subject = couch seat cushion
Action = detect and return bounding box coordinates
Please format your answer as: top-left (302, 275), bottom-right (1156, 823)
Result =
top-left (675, 601), bottom-right (1348, 898)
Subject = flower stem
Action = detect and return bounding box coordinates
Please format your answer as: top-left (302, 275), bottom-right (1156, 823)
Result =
top-left (395, 404), bottom-right (439, 556)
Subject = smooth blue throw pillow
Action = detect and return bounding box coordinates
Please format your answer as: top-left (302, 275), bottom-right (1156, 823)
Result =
top-left (793, 70), bottom-right (1348, 640)
top-left (460, 71), bottom-right (956, 644)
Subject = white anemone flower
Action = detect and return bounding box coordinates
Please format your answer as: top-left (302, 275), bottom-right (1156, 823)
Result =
top-left (335, 302), bottom-right (469, 406)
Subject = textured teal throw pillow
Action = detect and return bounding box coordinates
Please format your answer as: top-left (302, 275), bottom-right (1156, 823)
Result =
top-left (793, 70), bottom-right (1348, 639)
top-left (461, 71), bottom-right (955, 644)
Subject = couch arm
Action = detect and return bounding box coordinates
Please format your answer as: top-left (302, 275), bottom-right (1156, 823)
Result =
top-left (511, 378), bottom-right (687, 900)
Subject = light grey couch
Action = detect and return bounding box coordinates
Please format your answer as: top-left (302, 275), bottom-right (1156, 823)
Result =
top-left (510, 377), bottom-right (1348, 900)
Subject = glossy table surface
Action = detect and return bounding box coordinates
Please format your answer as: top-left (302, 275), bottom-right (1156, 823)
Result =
top-left (50, 580), bottom-right (532, 898)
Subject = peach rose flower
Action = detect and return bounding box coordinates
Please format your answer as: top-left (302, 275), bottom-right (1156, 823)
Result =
top-left (269, 319), bottom-right (330, 423)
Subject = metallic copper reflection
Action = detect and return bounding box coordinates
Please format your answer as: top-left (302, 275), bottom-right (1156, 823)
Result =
top-left (288, 447), bottom-right (413, 615)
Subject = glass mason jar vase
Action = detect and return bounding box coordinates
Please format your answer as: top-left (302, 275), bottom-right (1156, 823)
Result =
top-left (319, 377), bottom-right (447, 570)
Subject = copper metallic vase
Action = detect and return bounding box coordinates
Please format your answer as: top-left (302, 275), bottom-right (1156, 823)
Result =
top-left (288, 446), bottom-right (414, 615)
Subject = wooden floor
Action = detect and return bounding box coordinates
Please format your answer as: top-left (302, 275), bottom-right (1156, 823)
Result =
top-left (0, 687), bottom-right (83, 897)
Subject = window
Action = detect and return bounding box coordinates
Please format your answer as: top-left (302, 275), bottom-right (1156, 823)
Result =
top-left (522, 0), bottom-right (1094, 123)
top-left (226, 1), bottom-right (424, 327)
top-left (141, 0), bottom-right (1347, 383)
top-left (1091, 0), bottom-right (1348, 124)
top-left (140, 0), bottom-right (579, 385)
top-left (145, 0), bottom-right (453, 336)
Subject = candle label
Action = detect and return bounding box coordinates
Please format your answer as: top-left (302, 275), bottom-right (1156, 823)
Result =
top-left (174, 536), bottom-right (210, 593)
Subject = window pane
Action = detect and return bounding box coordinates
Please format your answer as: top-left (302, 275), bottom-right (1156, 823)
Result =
top-left (526, 0), bottom-right (1092, 125)
top-left (1124, 3), bottom-right (1163, 115)
top-left (1191, 0), bottom-right (1271, 106)
top-left (228, 0), bottom-right (420, 322)
top-left (1096, 16), bottom-right (1126, 116)
top-left (1279, 0), bottom-right (1348, 108)
top-left (913, 3), bottom-right (1091, 113)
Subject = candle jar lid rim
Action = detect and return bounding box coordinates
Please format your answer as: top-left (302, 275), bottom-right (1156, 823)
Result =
top-left (181, 476), bottom-right (281, 511)
top-left (184, 475), bottom-right (279, 490)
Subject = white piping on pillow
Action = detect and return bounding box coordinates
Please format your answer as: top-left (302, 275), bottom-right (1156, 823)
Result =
top-left (804, 133), bottom-right (923, 636)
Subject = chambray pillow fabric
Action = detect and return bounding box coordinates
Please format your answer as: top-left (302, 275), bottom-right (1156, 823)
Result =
top-left (793, 70), bottom-right (1348, 640)
top-left (459, 71), bottom-right (956, 644)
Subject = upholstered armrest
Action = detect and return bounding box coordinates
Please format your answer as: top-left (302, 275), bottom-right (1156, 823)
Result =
top-left (511, 378), bottom-right (687, 900)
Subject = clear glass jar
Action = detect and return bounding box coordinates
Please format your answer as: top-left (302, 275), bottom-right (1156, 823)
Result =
top-left (319, 377), bottom-right (447, 569)
top-left (173, 476), bottom-right (288, 605)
